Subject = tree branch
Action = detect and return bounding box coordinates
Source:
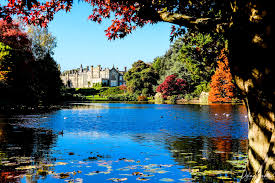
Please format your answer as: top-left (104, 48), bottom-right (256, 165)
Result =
top-left (157, 9), bottom-right (227, 32)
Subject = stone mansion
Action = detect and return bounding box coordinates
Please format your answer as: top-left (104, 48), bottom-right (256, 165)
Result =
top-left (61, 65), bottom-right (127, 88)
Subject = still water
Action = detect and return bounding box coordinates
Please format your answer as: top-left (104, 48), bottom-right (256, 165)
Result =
top-left (0, 103), bottom-right (248, 183)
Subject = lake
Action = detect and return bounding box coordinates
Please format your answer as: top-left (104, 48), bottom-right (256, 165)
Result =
top-left (0, 103), bottom-right (248, 183)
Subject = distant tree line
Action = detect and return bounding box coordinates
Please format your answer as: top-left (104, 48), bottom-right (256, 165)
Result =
top-left (123, 32), bottom-right (236, 103)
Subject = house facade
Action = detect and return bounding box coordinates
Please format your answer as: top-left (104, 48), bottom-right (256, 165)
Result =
top-left (61, 65), bottom-right (127, 88)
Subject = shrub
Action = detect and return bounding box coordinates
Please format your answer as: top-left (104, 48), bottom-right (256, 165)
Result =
top-left (101, 87), bottom-right (124, 96)
top-left (184, 94), bottom-right (193, 101)
top-left (107, 93), bottom-right (138, 101)
top-left (155, 92), bottom-right (164, 104)
top-left (156, 74), bottom-right (187, 99)
top-left (137, 95), bottom-right (147, 101)
top-left (168, 95), bottom-right (177, 104)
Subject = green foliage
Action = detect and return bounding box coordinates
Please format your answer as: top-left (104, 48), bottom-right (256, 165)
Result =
top-left (93, 82), bottom-right (102, 88)
top-left (168, 95), bottom-right (177, 104)
top-left (107, 93), bottom-right (137, 101)
top-left (27, 25), bottom-right (57, 59)
top-left (124, 60), bottom-right (158, 96)
top-left (76, 88), bottom-right (99, 96)
top-left (153, 32), bottom-right (226, 97)
top-left (100, 86), bottom-right (124, 96)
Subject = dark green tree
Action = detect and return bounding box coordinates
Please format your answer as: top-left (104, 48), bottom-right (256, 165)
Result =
top-left (124, 60), bottom-right (158, 96)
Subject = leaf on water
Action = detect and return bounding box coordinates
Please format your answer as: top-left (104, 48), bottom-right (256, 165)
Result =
top-left (203, 170), bottom-right (232, 176)
top-left (214, 150), bottom-right (226, 154)
top-left (75, 178), bottom-right (83, 183)
top-left (193, 165), bottom-right (207, 169)
top-left (186, 161), bottom-right (197, 164)
top-left (217, 176), bottom-right (232, 180)
top-left (156, 170), bottom-right (169, 174)
top-left (178, 178), bottom-right (194, 182)
top-left (107, 178), bottom-right (128, 182)
top-left (85, 172), bottom-right (97, 176)
top-left (180, 153), bottom-right (193, 155)
top-left (180, 169), bottom-right (190, 172)
top-left (160, 164), bottom-right (173, 168)
top-left (55, 162), bottom-right (68, 165)
top-left (56, 172), bottom-right (70, 179)
top-left (44, 163), bottom-right (55, 167)
top-left (124, 159), bottom-right (135, 163)
top-left (132, 172), bottom-right (143, 176)
top-left (3, 162), bottom-right (18, 166)
top-left (159, 178), bottom-right (174, 182)
top-left (141, 174), bottom-right (154, 177)
top-left (137, 177), bottom-right (150, 181)
top-left (15, 165), bottom-right (36, 170)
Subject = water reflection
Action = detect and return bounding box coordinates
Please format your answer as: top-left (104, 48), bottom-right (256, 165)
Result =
top-left (0, 103), bottom-right (248, 182)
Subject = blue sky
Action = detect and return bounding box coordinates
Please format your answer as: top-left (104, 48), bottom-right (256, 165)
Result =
top-left (47, 2), bottom-right (173, 71)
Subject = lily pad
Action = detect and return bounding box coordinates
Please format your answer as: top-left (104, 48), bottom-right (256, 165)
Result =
top-left (137, 177), bottom-right (150, 181)
top-left (159, 178), bottom-right (174, 182)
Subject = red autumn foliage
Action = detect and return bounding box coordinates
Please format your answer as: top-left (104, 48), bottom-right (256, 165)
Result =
top-left (156, 74), bottom-right (187, 99)
top-left (208, 49), bottom-right (235, 103)
top-left (0, 0), bottom-right (150, 40)
top-left (119, 84), bottom-right (127, 91)
top-left (0, 20), bottom-right (31, 50)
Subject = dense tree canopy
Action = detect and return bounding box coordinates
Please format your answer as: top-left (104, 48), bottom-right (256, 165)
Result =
top-left (153, 32), bottom-right (225, 97)
top-left (124, 60), bottom-right (158, 96)
top-left (156, 74), bottom-right (186, 99)
top-left (0, 20), bottom-right (63, 105)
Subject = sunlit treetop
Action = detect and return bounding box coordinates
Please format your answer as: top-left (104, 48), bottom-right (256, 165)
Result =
top-left (0, 0), bottom-right (261, 40)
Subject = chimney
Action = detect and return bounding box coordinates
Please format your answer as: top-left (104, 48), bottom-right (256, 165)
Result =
top-left (124, 67), bottom-right (127, 72)
top-left (91, 65), bottom-right (93, 77)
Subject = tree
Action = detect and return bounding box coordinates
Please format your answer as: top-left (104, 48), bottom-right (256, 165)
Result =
top-left (1, 1), bottom-right (274, 181)
top-left (0, 20), bottom-right (62, 105)
top-left (124, 60), bottom-right (158, 96)
top-left (208, 49), bottom-right (234, 103)
top-left (153, 32), bottom-right (224, 97)
top-left (156, 74), bottom-right (187, 99)
top-left (27, 25), bottom-right (57, 59)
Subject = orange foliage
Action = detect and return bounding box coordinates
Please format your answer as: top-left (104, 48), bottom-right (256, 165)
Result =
top-left (208, 49), bottom-right (235, 103)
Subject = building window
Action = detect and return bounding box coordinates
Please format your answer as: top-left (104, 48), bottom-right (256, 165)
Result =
top-left (111, 80), bottom-right (117, 87)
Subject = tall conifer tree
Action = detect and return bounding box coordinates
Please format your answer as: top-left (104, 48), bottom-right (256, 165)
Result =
top-left (208, 49), bottom-right (234, 103)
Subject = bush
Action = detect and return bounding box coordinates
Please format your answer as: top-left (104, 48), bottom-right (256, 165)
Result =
top-left (107, 93), bottom-right (137, 101)
top-left (76, 88), bottom-right (99, 95)
top-left (137, 95), bottom-right (147, 101)
top-left (101, 87), bottom-right (124, 97)
top-left (184, 94), bottom-right (193, 101)
top-left (168, 95), bottom-right (177, 104)
top-left (155, 93), bottom-right (164, 104)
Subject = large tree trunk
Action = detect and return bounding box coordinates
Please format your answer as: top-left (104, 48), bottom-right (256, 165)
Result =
top-left (228, 1), bottom-right (274, 182)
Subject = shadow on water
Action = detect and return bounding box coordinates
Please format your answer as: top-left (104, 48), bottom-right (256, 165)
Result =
top-left (0, 103), bottom-right (248, 182)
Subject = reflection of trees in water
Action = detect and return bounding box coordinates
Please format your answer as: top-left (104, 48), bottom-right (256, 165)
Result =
top-left (0, 115), bottom-right (58, 182)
